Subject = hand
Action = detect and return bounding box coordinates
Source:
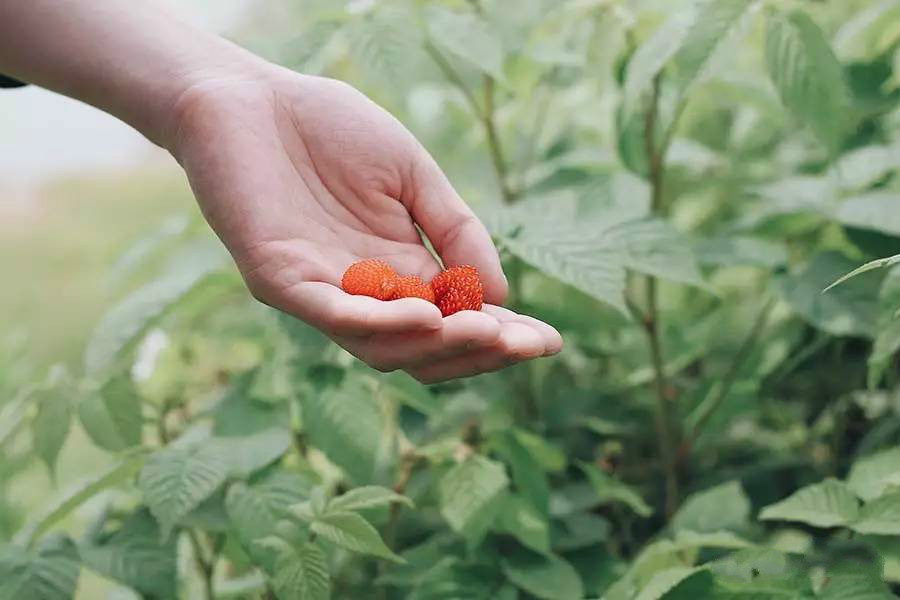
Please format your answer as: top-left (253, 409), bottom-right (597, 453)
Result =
top-left (168, 65), bottom-right (562, 382)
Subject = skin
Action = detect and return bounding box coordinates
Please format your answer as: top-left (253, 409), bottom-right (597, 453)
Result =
top-left (0, 1), bottom-right (562, 383)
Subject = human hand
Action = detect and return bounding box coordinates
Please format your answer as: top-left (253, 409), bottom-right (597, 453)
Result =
top-left (168, 65), bottom-right (562, 382)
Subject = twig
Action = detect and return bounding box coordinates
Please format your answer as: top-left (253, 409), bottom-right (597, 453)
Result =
top-left (482, 75), bottom-right (515, 204)
top-left (684, 298), bottom-right (776, 449)
top-left (425, 42), bottom-right (481, 117)
top-left (637, 75), bottom-right (679, 517)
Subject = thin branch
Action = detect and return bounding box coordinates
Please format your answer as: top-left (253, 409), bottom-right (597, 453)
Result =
top-left (188, 529), bottom-right (215, 600)
top-left (425, 42), bottom-right (482, 117)
top-left (685, 298), bottom-right (776, 448)
top-left (482, 75), bottom-right (515, 204)
top-left (638, 75), bottom-right (679, 517)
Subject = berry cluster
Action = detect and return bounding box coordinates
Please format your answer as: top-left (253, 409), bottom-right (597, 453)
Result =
top-left (341, 259), bottom-right (483, 317)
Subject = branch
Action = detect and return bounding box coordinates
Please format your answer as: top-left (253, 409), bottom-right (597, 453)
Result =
top-left (425, 42), bottom-right (481, 117)
top-left (188, 529), bottom-right (215, 600)
top-left (482, 75), bottom-right (515, 204)
top-left (638, 75), bottom-right (679, 517)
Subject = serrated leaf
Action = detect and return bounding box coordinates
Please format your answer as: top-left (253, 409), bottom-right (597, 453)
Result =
top-left (819, 560), bottom-right (895, 600)
top-left (138, 443), bottom-right (229, 539)
top-left (636, 566), bottom-right (706, 600)
top-left (504, 226), bottom-right (627, 313)
top-left (490, 429), bottom-right (550, 515)
top-left (670, 481), bottom-right (751, 534)
top-left (606, 218), bottom-right (707, 288)
top-left (0, 537), bottom-right (80, 600)
top-left (693, 236), bottom-right (788, 268)
top-left (78, 375), bottom-right (142, 452)
top-left (258, 537), bottom-right (331, 600)
top-left (311, 511), bottom-right (403, 563)
top-left (30, 389), bottom-right (71, 478)
top-left (501, 549), bottom-right (583, 600)
top-left (852, 489), bottom-right (900, 535)
top-left (765, 9), bottom-right (850, 152)
top-left (225, 472), bottom-right (313, 554)
top-left (780, 252), bottom-right (881, 337)
top-left (759, 478), bottom-right (860, 528)
top-left (426, 6), bottom-right (504, 80)
top-left (848, 447), bottom-right (900, 501)
top-left (580, 463), bottom-right (653, 518)
top-left (350, 8), bottom-right (421, 85)
top-left (300, 376), bottom-right (387, 484)
top-left (19, 449), bottom-right (147, 546)
top-left (407, 558), bottom-right (503, 600)
top-left (79, 509), bottom-right (176, 599)
top-left (328, 486), bottom-right (413, 513)
top-left (84, 240), bottom-right (229, 375)
top-left (206, 428), bottom-right (292, 479)
top-left (672, 0), bottom-right (761, 93)
top-left (830, 143), bottom-right (900, 192)
top-left (671, 530), bottom-right (753, 550)
top-left (837, 193), bottom-right (900, 238)
top-left (438, 456), bottom-right (509, 545)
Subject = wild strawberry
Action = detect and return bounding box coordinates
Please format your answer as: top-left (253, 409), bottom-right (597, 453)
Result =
top-left (391, 275), bottom-right (436, 303)
top-left (341, 259), bottom-right (398, 300)
top-left (430, 265), bottom-right (483, 317)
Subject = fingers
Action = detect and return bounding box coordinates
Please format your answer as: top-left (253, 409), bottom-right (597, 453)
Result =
top-left (481, 304), bottom-right (564, 356)
top-left (407, 320), bottom-right (547, 384)
top-left (407, 149), bottom-right (508, 304)
top-left (336, 310), bottom-right (502, 372)
top-left (276, 281), bottom-right (443, 337)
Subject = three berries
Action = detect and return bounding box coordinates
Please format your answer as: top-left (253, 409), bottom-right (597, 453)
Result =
top-left (341, 259), bottom-right (483, 317)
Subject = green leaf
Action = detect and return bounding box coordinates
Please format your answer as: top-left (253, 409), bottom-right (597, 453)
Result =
top-left (824, 254), bottom-right (900, 294)
top-left (311, 511), bottom-right (403, 563)
top-left (779, 252), bottom-right (881, 337)
top-left (852, 489), bottom-right (900, 535)
top-left (819, 560), bottom-right (896, 600)
top-left (670, 481), bottom-right (751, 534)
top-left (138, 442), bottom-right (229, 539)
top-left (606, 219), bottom-right (707, 288)
top-left (837, 193), bottom-right (900, 238)
top-left (207, 428), bottom-right (292, 479)
top-left (225, 472), bottom-right (313, 554)
top-left (623, 12), bottom-right (692, 113)
top-left (328, 486), bottom-right (413, 513)
top-left (438, 455), bottom-right (509, 545)
top-left (670, 530), bottom-right (752, 551)
top-left (495, 494), bottom-right (550, 554)
top-left (78, 375), bottom-right (142, 452)
top-left (0, 537), bottom-right (80, 600)
top-left (580, 463), bottom-right (653, 518)
top-left (84, 240), bottom-right (229, 375)
top-left (256, 537), bottom-right (331, 600)
top-left (552, 511), bottom-right (611, 552)
top-left (672, 0), bottom-right (761, 93)
top-left (848, 447), bottom-right (900, 501)
top-left (636, 566), bottom-right (706, 600)
top-left (830, 143), bottom-right (900, 192)
top-left (426, 6), bottom-right (504, 81)
top-left (501, 549), bottom-right (584, 600)
top-left (759, 478), bottom-right (860, 528)
top-left (350, 8), bottom-right (421, 86)
top-left (503, 224), bottom-right (627, 313)
top-left (18, 449), bottom-right (147, 546)
top-left (693, 236), bottom-right (788, 269)
top-left (765, 9), bottom-right (850, 152)
top-left (300, 376), bottom-right (387, 484)
top-left (79, 509), bottom-right (176, 599)
top-left (490, 429), bottom-right (550, 515)
top-left (30, 388), bottom-right (71, 478)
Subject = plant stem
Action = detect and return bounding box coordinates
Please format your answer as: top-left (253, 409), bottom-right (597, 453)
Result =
top-left (425, 43), bottom-right (481, 117)
top-left (188, 529), bottom-right (215, 600)
top-left (685, 298), bottom-right (776, 449)
top-left (481, 75), bottom-right (515, 204)
top-left (638, 75), bottom-right (679, 517)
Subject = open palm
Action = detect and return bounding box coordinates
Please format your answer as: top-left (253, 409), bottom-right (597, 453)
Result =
top-left (170, 67), bottom-right (561, 382)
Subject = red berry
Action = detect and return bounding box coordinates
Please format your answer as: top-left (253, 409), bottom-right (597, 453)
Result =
top-left (341, 259), bottom-right (398, 300)
top-left (430, 265), bottom-right (483, 317)
top-left (392, 275), bottom-right (436, 303)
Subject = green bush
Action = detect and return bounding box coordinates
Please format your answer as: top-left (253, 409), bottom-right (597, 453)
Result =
top-left (2, 1), bottom-right (899, 598)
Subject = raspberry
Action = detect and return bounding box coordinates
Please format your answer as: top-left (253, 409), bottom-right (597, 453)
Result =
top-left (430, 265), bottom-right (483, 317)
top-left (392, 275), bottom-right (436, 303)
top-left (341, 259), bottom-right (398, 300)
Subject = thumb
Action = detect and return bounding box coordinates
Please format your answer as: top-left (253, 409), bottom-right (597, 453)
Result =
top-left (404, 148), bottom-right (508, 304)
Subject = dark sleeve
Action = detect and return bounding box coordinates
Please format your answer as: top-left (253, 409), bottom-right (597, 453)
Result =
top-left (0, 74), bottom-right (27, 88)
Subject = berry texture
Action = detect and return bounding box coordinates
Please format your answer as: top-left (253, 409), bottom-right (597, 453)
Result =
top-left (341, 259), bottom-right (398, 300)
top-left (392, 275), bottom-right (436, 303)
top-left (430, 265), bottom-right (484, 317)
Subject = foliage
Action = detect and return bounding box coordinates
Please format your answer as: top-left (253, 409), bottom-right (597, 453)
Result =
top-left (2, 0), bottom-right (900, 598)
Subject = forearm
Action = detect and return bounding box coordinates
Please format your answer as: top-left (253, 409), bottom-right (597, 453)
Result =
top-left (0, 0), bottom-right (264, 147)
